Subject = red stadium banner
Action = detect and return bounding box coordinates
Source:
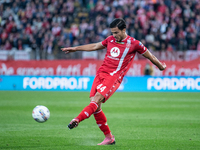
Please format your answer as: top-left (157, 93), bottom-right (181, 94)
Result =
top-left (0, 59), bottom-right (200, 76)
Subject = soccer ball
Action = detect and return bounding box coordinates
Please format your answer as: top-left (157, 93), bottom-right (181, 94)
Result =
top-left (32, 105), bottom-right (50, 123)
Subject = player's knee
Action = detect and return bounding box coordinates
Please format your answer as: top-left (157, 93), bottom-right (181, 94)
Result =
top-left (92, 92), bottom-right (105, 105)
top-left (90, 96), bottom-right (102, 112)
top-left (90, 97), bottom-right (94, 102)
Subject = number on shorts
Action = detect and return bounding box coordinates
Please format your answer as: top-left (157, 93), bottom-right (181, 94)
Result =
top-left (97, 84), bottom-right (103, 89)
top-left (97, 84), bottom-right (106, 92)
top-left (100, 86), bottom-right (106, 92)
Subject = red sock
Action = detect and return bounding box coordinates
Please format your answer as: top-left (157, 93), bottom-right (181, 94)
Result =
top-left (93, 109), bottom-right (112, 137)
top-left (76, 102), bottom-right (99, 122)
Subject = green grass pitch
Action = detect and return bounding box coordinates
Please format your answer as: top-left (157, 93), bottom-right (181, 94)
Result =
top-left (0, 91), bottom-right (200, 150)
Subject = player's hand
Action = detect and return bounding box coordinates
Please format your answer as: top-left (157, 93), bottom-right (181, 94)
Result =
top-left (160, 62), bottom-right (167, 71)
top-left (61, 47), bottom-right (77, 54)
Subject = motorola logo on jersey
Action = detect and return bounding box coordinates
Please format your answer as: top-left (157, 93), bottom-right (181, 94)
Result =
top-left (110, 47), bottom-right (120, 57)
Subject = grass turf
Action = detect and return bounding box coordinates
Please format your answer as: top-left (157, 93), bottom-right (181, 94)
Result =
top-left (0, 91), bottom-right (199, 150)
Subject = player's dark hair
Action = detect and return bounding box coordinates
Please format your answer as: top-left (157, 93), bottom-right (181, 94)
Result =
top-left (109, 18), bottom-right (126, 30)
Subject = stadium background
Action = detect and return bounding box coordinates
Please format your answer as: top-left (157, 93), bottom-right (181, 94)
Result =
top-left (0, 0), bottom-right (200, 91)
top-left (0, 0), bottom-right (200, 149)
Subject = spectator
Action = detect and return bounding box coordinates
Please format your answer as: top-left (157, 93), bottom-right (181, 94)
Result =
top-left (52, 23), bottom-right (61, 37)
top-left (0, 0), bottom-right (199, 60)
top-left (3, 40), bottom-right (12, 50)
top-left (17, 39), bottom-right (23, 50)
top-left (144, 62), bottom-right (153, 75)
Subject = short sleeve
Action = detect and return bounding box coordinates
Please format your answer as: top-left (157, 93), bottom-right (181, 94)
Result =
top-left (135, 40), bottom-right (147, 54)
top-left (101, 36), bottom-right (112, 47)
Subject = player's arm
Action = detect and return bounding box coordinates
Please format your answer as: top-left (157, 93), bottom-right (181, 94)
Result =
top-left (61, 42), bottom-right (105, 54)
top-left (142, 50), bottom-right (166, 71)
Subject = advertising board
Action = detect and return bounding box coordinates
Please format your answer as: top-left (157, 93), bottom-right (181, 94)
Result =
top-left (0, 76), bottom-right (199, 92)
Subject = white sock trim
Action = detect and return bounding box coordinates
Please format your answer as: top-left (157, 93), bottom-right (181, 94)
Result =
top-left (90, 101), bottom-right (99, 108)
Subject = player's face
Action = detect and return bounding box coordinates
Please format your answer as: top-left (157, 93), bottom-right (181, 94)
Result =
top-left (110, 27), bottom-right (126, 42)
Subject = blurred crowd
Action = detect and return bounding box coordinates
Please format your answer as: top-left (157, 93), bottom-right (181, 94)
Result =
top-left (0, 0), bottom-right (200, 60)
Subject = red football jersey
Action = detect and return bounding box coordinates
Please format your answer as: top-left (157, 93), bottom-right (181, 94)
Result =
top-left (98, 35), bottom-right (147, 80)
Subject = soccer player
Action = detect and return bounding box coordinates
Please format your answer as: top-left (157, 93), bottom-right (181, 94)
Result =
top-left (61, 18), bottom-right (166, 145)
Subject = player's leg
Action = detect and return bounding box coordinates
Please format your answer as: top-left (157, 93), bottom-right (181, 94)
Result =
top-left (68, 74), bottom-right (100, 129)
top-left (94, 77), bottom-right (121, 145)
top-left (93, 109), bottom-right (115, 145)
top-left (90, 96), bottom-right (113, 139)
top-left (90, 96), bottom-right (102, 112)
top-left (68, 92), bottom-right (105, 129)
